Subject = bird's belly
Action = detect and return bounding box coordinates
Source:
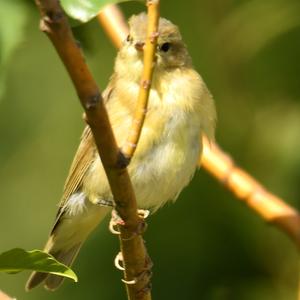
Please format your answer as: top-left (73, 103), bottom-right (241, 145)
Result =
top-left (129, 122), bottom-right (201, 211)
top-left (83, 113), bottom-right (202, 212)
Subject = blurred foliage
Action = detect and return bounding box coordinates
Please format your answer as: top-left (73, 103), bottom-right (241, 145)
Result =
top-left (0, 248), bottom-right (77, 282)
top-left (1, 0), bottom-right (300, 299)
top-left (61, 0), bottom-right (141, 22)
top-left (0, 0), bottom-right (28, 100)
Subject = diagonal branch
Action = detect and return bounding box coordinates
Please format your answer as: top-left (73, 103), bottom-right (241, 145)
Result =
top-left (34, 1), bottom-right (153, 299)
top-left (0, 290), bottom-right (14, 300)
top-left (98, 4), bottom-right (300, 250)
top-left (201, 137), bottom-right (300, 249)
top-left (97, 4), bottom-right (127, 49)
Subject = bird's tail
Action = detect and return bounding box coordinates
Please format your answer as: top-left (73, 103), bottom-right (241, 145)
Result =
top-left (25, 195), bottom-right (112, 291)
top-left (25, 242), bottom-right (82, 291)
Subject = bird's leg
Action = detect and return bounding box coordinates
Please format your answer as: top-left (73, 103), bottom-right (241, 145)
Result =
top-left (95, 199), bottom-right (114, 207)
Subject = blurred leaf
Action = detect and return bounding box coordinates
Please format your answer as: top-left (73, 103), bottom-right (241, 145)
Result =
top-left (61, 0), bottom-right (143, 23)
top-left (0, 248), bottom-right (78, 282)
top-left (214, 0), bottom-right (300, 62)
top-left (0, 0), bottom-right (28, 100)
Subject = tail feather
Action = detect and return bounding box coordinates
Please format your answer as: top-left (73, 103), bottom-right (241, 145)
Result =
top-left (25, 271), bottom-right (48, 291)
top-left (25, 244), bottom-right (81, 291)
top-left (44, 244), bottom-right (82, 291)
top-left (25, 195), bottom-right (111, 291)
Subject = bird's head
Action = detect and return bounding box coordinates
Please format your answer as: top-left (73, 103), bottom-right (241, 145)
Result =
top-left (115, 13), bottom-right (192, 80)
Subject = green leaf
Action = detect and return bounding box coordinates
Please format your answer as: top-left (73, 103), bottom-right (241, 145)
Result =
top-left (0, 248), bottom-right (77, 282)
top-left (61, 0), bottom-right (143, 23)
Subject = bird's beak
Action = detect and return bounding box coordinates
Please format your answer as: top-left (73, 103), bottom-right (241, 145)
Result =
top-left (134, 41), bottom-right (145, 52)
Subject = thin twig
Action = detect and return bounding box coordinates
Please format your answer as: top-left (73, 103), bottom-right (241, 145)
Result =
top-left (98, 4), bottom-right (300, 249)
top-left (35, 1), bottom-right (152, 299)
top-left (121, 0), bottom-right (160, 160)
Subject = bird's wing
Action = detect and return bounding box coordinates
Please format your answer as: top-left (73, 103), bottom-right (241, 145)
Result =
top-left (60, 125), bottom-right (95, 205)
top-left (54, 77), bottom-right (116, 220)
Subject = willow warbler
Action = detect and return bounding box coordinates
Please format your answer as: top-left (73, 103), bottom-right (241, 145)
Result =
top-left (26, 12), bottom-right (216, 291)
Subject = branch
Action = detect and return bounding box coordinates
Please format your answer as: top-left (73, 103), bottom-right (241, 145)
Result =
top-left (98, 4), bottom-right (300, 249)
top-left (97, 4), bottom-right (127, 49)
top-left (121, 0), bottom-right (160, 160)
top-left (0, 291), bottom-right (14, 300)
top-left (34, 1), bottom-right (153, 299)
top-left (201, 137), bottom-right (300, 249)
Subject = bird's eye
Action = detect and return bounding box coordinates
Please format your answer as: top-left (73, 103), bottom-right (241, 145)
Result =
top-left (160, 42), bottom-right (171, 52)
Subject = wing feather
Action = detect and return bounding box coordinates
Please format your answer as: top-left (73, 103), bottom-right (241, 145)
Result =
top-left (61, 126), bottom-right (95, 204)
top-left (55, 77), bottom-right (116, 215)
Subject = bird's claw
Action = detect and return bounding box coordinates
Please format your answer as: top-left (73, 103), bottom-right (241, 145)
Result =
top-left (109, 209), bottom-right (150, 236)
top-left (120, 254), bottom-right (153, 296)
top-left (119, 208), bottom-right (149, 240)
top-left (114, 252), bottom-right (125, 271)
top-left (121, 278), bottom-right (137, 285)
top-left (137, 209), bottom-right (150, 219)
top-left (109, 209), bottom-right (125, 235)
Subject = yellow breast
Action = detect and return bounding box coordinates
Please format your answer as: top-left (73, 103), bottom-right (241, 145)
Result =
top-left (83, 66), bottom-right (215, 211)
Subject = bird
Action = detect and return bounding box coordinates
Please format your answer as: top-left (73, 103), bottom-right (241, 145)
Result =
top-left (26, 12), bottom-right (216, 291)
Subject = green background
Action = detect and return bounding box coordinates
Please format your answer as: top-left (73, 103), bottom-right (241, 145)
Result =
top-left (1, 0), bottom-right (300, 299)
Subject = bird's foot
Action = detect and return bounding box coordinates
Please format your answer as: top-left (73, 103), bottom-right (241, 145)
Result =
top-left (115, 252), bottom-right (153, 296)
top-left (109, 209), bottom-right (150, 236)
top-left (109, 209), bottom-right (125, 235)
